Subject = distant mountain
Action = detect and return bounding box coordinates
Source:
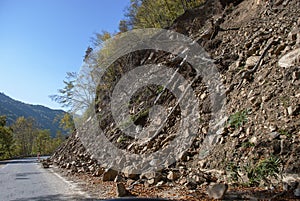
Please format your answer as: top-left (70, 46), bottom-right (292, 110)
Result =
top-left (0, 92), bottom-right (66, 137)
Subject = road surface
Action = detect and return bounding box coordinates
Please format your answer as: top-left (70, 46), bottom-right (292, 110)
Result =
top-left (0, 158), bottom-right (93, 201)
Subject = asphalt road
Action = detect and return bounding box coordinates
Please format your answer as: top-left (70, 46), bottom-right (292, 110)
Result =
top-left (0, 158), bottom-right (92, 201)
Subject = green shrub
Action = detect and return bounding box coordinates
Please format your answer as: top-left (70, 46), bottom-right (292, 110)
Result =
top-left (227, 109), bottom-right (248, 129)
top-left (246, 156), bottom-right (281, 186)
top-left (226, 162), bottom-right (240, 182)
top-left (241, 141), bottom-right (255, 148)
top-left (278, 129), bottom-right (291, 137)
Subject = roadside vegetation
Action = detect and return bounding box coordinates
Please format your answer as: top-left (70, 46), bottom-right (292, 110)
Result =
top-left (0, 115), bottom-right (67, 160)
top-left (51, 0), bottom-right (205, 112)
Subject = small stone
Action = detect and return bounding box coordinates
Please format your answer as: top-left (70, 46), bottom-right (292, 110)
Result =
top-left (202, 127), bottom-right (208, 134)
top-left (141, 172), bottom-right (158, 179)
top-left (283, 181), bottom-right (299, 191)
top-left (295, 188), bottom-right (300, 197)
top-left (219, 136), bottom-right (225, 144)
top-left (278, 48), bottom-right (300, 68)
top-left (250, 136), bottom-right (257, 144)
top-left (114, 174), bottom-right (123, 182)
top-left (66, 163), bottom-right (71, 169)
top-left (292, 71), bottom-right (300, 81)
top-left (126, 179), bottom-right (135, 186)
top-left (42, 161), bottom-right (50, 168)
top-left (192, 175), bottom-right (206, 184)
top-left (123, 167), bottom-right (139, 180)
top-left (180, 151), bottom-right (189, 161)
top-left (288, 27), bottom-right (300, 41)
top-left (269, 132), bottom-right (280, 140)
top-left (142, 172), bottom-right (163, 185)
top-left (156, 181), bottom-right (164, 186)
top-left (167, 171), bottom-right (179, 181)
top-left (230, 130), bottom-right (239, 137)
top-left (262, 94), bottom-right (273, 102)
top-left (246, 127), bottom-right (251, 135)
top-left (235, 60), bottom-right (241, 68)
top-left (207, 183), bottom-right (228, 199)
top-left (249, 96), bottom-right (256, 104)
top-left (200, 93), bottom-right (207, 100)
top-left (179, 177), bottom-right (187, 185)
top-left (178, 166), bottom-right (186, 174)
top-left (116, 183), bottom-right (130, 197)
top-left (147, 178), bottom-right (156, 185)
top-left (282, 0), bottom-right (290, 6)
top-left (245, 56), bottom-right (260, 68)
top-left (88, 165), bottom-right (95, 172)
top-left (198, 160), bottom-right (206, 168)
top-left (274, 43), bottom-right (286, 55)
top-left (185, 181), bottom-right (198, 190)
top-left (102, 168), bottom-right (118, 181)
top-left (269, 125), bottom-right (277, 132)
top-left (77, 167), bottom-right (85, 173)
top-left (245, 41), bottom-right (252, 48)
top-left (93, 167), bottom-right (105, 177)
top-left (287, 106), bottom-right (293, 116)
top-left (274, 0), bottom-right (284, 6)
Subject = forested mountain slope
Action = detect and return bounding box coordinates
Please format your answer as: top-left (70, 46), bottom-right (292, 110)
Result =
top-left (0, 92), bottom-right (65, 137)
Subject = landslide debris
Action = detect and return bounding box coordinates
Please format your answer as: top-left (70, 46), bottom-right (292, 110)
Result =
top-left (51, 0), bottom-right (300, 199)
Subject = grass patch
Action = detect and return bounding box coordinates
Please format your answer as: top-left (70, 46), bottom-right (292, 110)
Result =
top-left (245, 156), bottom-right (281, 186)
top-left (227, 109), bottom-right (248, 129)
top-left (241, 141), bottom-right (255, 148)
top-left (131, 109), bottom-right (149, 122)
top-left (226, 162), bottom-right (240, 183)
top-left (156, 86), bottom-right (164, 94)
top-left (278, 129), bottom-right (292, 138)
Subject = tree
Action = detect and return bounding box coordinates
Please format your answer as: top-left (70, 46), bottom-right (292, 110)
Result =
top-left (11, 117), bottom-right (38, 157)
top-left (59, 113), bottom-right (75, 132)
top-left (1, 116), bottom-right (66, 158)
top-left (84, 46), bottom-right (93, 62)
top-left (51, 31), bottom-right (114, 119)
top-left (49, 72), bottom-right (77, 108)
top-left (90, 31), bottom-right (112, 48)
top-left (0, 116), bottom-right (6, 127)
top-left (119, 20), bottom-right (129, 33)
top-left (124, 0), bottom-right (205, 28)
top-left (32, 129), bottom-right (51, 155)
top-left (0, 116), bottom-right (14, 159)
top-left (124, 0), bottom-right (143, 29)
top-left (53, 131), bottom-right (64, 146)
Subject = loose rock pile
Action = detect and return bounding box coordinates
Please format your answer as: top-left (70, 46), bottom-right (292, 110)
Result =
top-left (196, 0), bottom-right (300, 179)
top-left (51, 0), bottom-right (300, 199)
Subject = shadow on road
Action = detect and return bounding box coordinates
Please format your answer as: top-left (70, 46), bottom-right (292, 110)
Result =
top-left (15, 177), bottom-right (29, 180)
top-left (16, 172), bottom-right (42, 177)
top-left (15, 171), bottom-right (43, 180)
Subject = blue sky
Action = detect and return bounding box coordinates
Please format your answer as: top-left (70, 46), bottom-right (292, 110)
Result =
top-left (0, 0), bottom-right (130, 110)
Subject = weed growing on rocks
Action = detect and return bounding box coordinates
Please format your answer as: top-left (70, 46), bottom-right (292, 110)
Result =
top-left (227, 109), bottom-right (248, 129)
top-left (245, 156), bottom-right (281, 186)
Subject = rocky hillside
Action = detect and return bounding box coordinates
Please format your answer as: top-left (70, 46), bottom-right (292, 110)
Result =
top-left (0, 92), bottom-right (66, 137)
top-left (51, 0), bottom-right (300, 199)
